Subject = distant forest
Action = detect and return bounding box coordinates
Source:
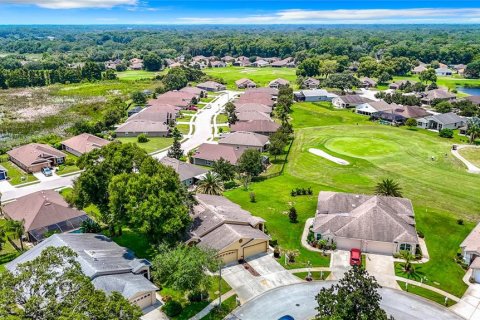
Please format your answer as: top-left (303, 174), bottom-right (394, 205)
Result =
top-left (0, 25), bottom-right (479, 64)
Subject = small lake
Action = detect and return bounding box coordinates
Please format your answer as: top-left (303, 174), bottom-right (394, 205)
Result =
top-left (457, 86), bottom-right (480, 96)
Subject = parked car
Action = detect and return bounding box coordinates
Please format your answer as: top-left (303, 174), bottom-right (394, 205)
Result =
top-left (188, 106), bottom-right (198, 111)
top-left (350, 248), bottom-right (361, 266)
top-left (41, 167), bottom-right (53, 177)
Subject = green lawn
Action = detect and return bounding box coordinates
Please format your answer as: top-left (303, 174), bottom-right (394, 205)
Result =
top-left (56, 153), bottom-right (80, 175)
top-left (204, 66), bottom-right (297, 89)
top-left (0, 157), bottom-right (38, 185)
top-left (52, 79), bottom-right (157, 97)
top-left (116, 70), bottom-right (160, 81)
top-left (397, 281), bottom-right (456, 307)
top-left (293, 271), bottom-right (331, 280)
top-left (201, 97), bottom-right (215, 103)
top-left (226, 101), bottom-right (480, 295)
top-left (177, 123), bottom-right (191, 135)
top-left (200, 295), bottom-right (238, 320)
top-left (108, 228), bottom-right (156, 260)
top-left (215, 113), bottom-right (228, 124)
top-left (459, 147), bottom-right (480, 167)
top-left (116, 137), bottom-right (173, 153)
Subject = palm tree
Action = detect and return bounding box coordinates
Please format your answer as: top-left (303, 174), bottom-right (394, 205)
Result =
top-left (196, 172), bottom-right (224, 195)
top-left (375, 179), bottom-right (403, 197)
top-left (467, 117), bottom-right (480, 144)
top-left (399, 250), bottom-right (415, 274)
top-left (6, 219), bottom-right (25, 251)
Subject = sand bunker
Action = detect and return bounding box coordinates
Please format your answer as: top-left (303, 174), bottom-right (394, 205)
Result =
top-left (308, 148), bottom-right (349, 165)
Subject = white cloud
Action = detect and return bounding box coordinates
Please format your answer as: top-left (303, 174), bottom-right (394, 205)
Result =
top-left (0, 0), bottom-right (138, 9)
top-left (178, 8), bottom-right (480, 24)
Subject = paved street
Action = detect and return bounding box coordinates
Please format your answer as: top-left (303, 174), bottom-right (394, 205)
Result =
top-left (153, 90), bottom-right (237, 160)
top-left (230, 281), bottom-right (462, 320)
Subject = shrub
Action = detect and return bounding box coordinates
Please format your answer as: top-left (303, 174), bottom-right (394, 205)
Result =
top-left (81, 219), bottom-right (102, 233)
top-left (218, 127), bottom-right (223, 133)
top-left (307, 231), bottom-right (314, 243)
top-left (270, 239), bottom-right (278, 247)
top-left (417, 231), bottom-right (424, 238)
top-left (290, 189), bottom-right (296, 197)
top-left (289, 207), bottom-right (298, 223)
top-left (188, 291), bottom-right (209, 302)
top-left (439, 128), bottom-right (454, 138)
top-left (137, 133), bottom-right (149, 143)
top-left (249, 192), bottom-right (256, 203)
top-left (307, 187), bottom-right (313, 195)
top-left (162, 300), bottom-right (182, 317)
top-left (405, 118), bottom-right (417, 128)
top-left (224, 181), bottom-right (238, 189)
top-left (457, 219), bottom-right (464, 225)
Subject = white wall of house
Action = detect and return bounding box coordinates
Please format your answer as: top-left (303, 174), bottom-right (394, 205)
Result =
top-left (473, 268), bottom-right (480, 283)
top-left (355, 103), bottom-right (377, 116)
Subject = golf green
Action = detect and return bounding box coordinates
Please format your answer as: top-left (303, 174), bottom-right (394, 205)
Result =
top-left (324, 137), bottom-right (401, 158)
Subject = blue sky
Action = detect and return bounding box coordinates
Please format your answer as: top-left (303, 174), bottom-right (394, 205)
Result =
top-left (0, 0), bottom-right (480, 24)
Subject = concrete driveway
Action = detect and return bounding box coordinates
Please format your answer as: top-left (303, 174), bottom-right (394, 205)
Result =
top-left (451, 283), bottom-right (480, 320)
top-left (231, 281), bottom-right (462, 320)
top-left (329, 250), bottom-right (351, 280)
top-left (366, 253), bottom-right (400, 289)
top-left (221, 254), bottom-right (301, 303)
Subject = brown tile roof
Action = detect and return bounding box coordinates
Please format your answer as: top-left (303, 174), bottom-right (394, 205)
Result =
top-left (153, 91), bottom-right (194, 108)
top-left (160, 157), bottom-right (208, 182)
top-left (393, 105), bottom-right (430, 119)
top-left (230, 120), bottom-right (280, 134)
top-left (61, 133), bottom-right (110, 155)
top-left (236, 111), bottom-right (272, 121)
top-left (7, 143), bottom-right (66, 168)
top-left (269, 78), bottom-right (290, 86)
top-left (192, 143), bottom-right (244, 164)
top-left (3, 190), bottom-right (87, 232)
top-left (196, 81), bottom-right (226, 91)
top-left (245, 87), bottom-right (278, 96)
top-left (115, 120), bottom-right (169, 134)
top-left (235, 78), bottom-right (256, 87)
top-left (313, 191), bottom-right (418, 244)
top-left (218, 131), bottom-right (269, 148)
top-left (423, 89), bottom-right (456, 101)
top-left (235, 103), bottom-right (272, 113)
top-left (461, 222), bottom-right (480, 254)
top-left (180, 86), bottom-right (204, 96)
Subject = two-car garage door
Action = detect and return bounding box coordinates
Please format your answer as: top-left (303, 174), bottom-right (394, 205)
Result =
top-left (336, 237), bottom-right (394, 255)
top-left (243, 242), bottom-right (268, 258)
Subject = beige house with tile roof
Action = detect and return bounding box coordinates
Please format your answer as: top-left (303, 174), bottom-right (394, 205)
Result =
top-left (187, 194), bottom-right (269, 264)
top-left (7, 143), bottom-right (66, 173)
top-left (313, 191), bottom-right (419, 255)
top-left (61, 133), bottom-right (110, 156)
top-left (218, 131), bottom-right (270, 152)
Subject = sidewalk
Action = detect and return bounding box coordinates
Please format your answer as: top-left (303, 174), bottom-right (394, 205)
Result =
top-left (395, 276), bottom-right (460, 302)
top-left (189, 290), bottom-right (236, 320)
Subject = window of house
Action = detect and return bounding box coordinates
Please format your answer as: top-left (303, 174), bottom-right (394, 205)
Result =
top-left (399, 243), bottom-right (411, 251)
top-left (316, 233), bottom-right (322, 240)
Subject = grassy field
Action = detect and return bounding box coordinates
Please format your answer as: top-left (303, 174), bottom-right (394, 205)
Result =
top-left (0, 155), bottom-right (38, 185)
top-left (397, 281), bottom-right (456, 307)
top-left (204, 66), bottom-right (297, 89)
top-left (459, 147), bottom-right (480, 167)
top-left (116, 70), bottom-right (160, 81)
top-left (116, 137), bottom-right (173, 153)
top-left (226, 101), bottom-right (479, 295)
top-left (53, 79), bottom-right (157, 97)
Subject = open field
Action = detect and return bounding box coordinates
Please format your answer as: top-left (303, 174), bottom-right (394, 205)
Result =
top-left (227, 101), bottom-right (479, 296)
top-left (116, 70), bottom-right (161, 81)
top-left (204, 66), bottom-right (297, 89)
top-left (459, 147), bottom-right (480, 167)
top-left (116, 137), bottom-right (173, 153)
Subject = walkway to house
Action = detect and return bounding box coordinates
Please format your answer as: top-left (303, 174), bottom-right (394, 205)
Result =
top-left (451, 145), bottom-right (480, 174)
top-left (366, 253), bottom-right (400, 289)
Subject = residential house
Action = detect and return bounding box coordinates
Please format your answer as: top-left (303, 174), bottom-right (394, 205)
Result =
top-left (105, 59), bottom-right (121, 70)
top-left (389, 80), bottom-right (416, 90)
top-left (236, 94), bottom-right (275, 108)
top-left (196, 81), bottom-right (226, 92)
top-left (355, 101), bottom-right (402, 116)
top-left (245, 87), bottom-right (279, 97)
top-left (302, 77), bottom-right (320, 89)
top-left (169, 62), bottom-right (182, 68)
top-left (222, 55), bottom-right (235, 63)
top-left (312, 191), bottom-right (419, 255)
top-left (435, 67), bottom-right (453, 76)
top-left (459, 222), bottom-right (480, 283)
top-left (332, 95), bottom-right (373, 109)
top-left (452, 64), bottom-right (466, 75)
top-left (271, 57), bottom-right (294, 68)
top-left (160, 157), bottom-right (208, 187)
top-left (0, 165), bottom-right (8, 181)
top-left (360, 77), bottom-right (377, 88)
top-left (192, 55), bottom-right (207, 62)
top-left (115, 120), bottom-right (170, 137)
top-left (420, 89), bottom-right (456, 105)
top-left (235, 103), bottom-right (272, 114)
top-left (268, 78), bottom-right (290, 89)
top-left (230, 120), bottom-right (281, 136)
top-left (7, 143), bottom-right (66, 173)
top-left (236, 111), bottom-right (272, 122)
top-left (211, 61), bottom-right (226, 68)
top-left (130, 104), bottom-right (178, 124)
top-left (6, 234), bottom-right (158, 308)
top-left (251, 60), bottom-right (269, 68)
top-left (187, 194), bottom-right (269, 264)
top-left (411, 65), bottom-right (427, 74)
top-left (180, 86), bottom-right (205, 98)
top-left (218, 131), bottom-right (270, 152)
top-left (154, 91), bottom-right (194, 109)
top-left (235, 78), bottom-right (257, 89)
top-left (465, 96), bottom-right (480, 106)
top-left (233, 57), bottom-right (251, 67)
top-left (294, 89), bottom-right (338, 102)
top-left (417, 112), bottom-right (465, 131)
top-left (191, 143), bottom-right (245, 166)
top-left (61, 133), bottom-right (109, 157)
top-left (129, 58), bottom-right (143, 70)
top-left (2, 190), bottom-right (91, 242)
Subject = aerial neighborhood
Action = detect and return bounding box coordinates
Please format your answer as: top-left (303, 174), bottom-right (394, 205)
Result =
top-left (0, 19), bottom-right (480, 320)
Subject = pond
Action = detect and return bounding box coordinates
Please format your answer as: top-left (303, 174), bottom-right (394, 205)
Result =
top-left (457, 86), bottom-right (480, 96)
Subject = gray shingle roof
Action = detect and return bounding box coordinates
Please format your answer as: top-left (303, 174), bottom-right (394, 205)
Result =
top-left (92, 273), bottom-right (158, 299)
top-left (313, 192), bottom-right (418, 244)
top-left (160, 157), bottom-right (208, 182)
top-left (429, 112), bottom-right (464, 125)
top-left (460, 222), bottom-right (480, 253)
top-left (198, 224), bottom-right (269, 251)
top-left (218, 131), bottom-right (269, 148)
